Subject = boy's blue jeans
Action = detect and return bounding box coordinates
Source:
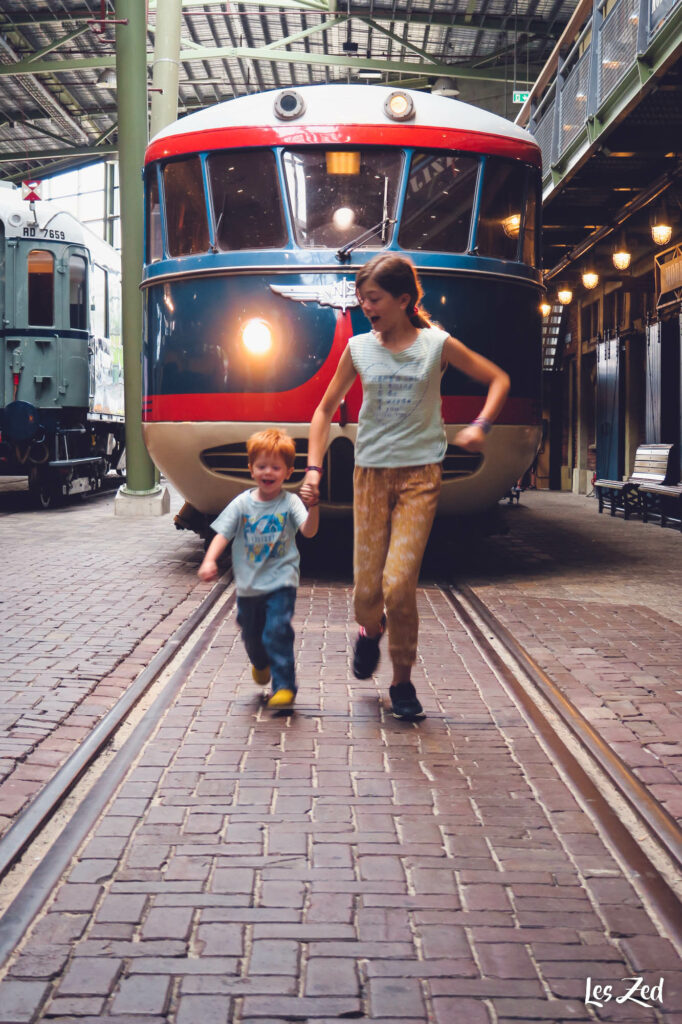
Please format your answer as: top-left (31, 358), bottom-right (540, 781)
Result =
top-left (236, 586), bottom-right (297, 693)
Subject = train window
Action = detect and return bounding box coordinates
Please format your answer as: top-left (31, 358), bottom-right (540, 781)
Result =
top-left (69, 255), bottom-right (88, 330)
top-left (207, 150), bottom-right (287, 250)
top-left (282, 148), bottom-right (401, 249)
top-left (476, 157), bottom-right (539, 265)
top-left (92, 264), bottom-right (107, 337)
top-left (27, 250), bottom-right (54, 326)
top-left (162, 157), bottom-right (209, 257)
top-left (399, 151), bottom-right (478, 253)
top-left (146, 169), bottom-right (163, 263)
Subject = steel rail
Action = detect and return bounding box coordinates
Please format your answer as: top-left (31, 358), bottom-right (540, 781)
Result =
top-left (0, 570), bottom-right (232, 886)
top-left (441, 583), bottom-right (682, 952)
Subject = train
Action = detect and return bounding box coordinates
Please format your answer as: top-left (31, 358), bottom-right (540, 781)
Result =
top-left (141, 84), bottom-right (543, 528)
top-left (0, 182), bottom-right (124, 507)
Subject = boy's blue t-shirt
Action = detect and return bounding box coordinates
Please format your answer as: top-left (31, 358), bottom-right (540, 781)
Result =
top-left (211, 489), bottom-right (308, 597)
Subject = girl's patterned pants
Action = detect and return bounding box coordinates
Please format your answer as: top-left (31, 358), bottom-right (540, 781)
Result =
top-left (353, 463), bottom-right (442, 667)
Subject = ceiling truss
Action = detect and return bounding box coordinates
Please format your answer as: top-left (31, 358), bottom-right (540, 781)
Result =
top-left (0, 0), bottom-right (577, 183)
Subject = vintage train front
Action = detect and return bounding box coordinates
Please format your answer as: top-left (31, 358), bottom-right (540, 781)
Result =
top-left (142, 85), bottom-right (543, 519)
top-left (0, 184), bottom-right (123, 507)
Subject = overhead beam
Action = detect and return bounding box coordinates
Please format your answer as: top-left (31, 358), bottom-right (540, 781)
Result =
top-left (261, 15), bottom-right (347, 50)
top-left (0, 49), bottom-right (534, 84)
top-left (0, 144), bottom-right (117, 164)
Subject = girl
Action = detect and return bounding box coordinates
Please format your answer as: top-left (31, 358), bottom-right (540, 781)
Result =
top-left (301, 254), bottom-right (510, 720)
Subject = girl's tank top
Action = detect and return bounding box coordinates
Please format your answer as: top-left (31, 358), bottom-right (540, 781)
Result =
top-left (349, 325), bottom-right (449, 468)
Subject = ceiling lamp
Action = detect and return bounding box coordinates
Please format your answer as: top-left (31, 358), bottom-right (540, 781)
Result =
top-left (502, 213), bottom-right (521, 238)
top-left (540, 301), bottom-right (552, 317)
top-left (432, 76), bottom-right (460, 97)
top-left (356, 68), bottom-right (383, 80)
top-left (557, 288), bottom-right (573, 305)
top-left (612, 248), bottom-right (631, 270)
top-left (651, 219), bottom-right (672, 246)
top-left (582, 271), bottom-right (599, 290)
top-left (96, 68), bottom-right (116, 89)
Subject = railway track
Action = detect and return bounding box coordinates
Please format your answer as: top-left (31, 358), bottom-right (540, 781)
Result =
top-left (442, 583), bottom-right (682, 954)
top-left (0, 569), bottom-right (235, 967)
top-left (0, 574), bottom-right (680, 980)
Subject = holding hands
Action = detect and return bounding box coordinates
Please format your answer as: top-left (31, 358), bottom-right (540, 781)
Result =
top-left (300, 467), bottom-right (322, 508)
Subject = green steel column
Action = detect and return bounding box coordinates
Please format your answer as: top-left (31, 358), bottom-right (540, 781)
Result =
top-left (150, 0), bottom-right (183, 139)
top-left (115, 0), bottom-right (157, 495)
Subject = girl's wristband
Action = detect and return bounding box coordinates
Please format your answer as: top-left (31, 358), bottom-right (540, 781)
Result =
top-left (471, 417), bottom-right (492, 434)
top-left (305, 465), bottom-right (324, 474)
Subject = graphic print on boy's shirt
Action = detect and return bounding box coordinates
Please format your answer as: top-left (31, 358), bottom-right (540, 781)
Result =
top-left (242, 511), bottom-right (288, 563)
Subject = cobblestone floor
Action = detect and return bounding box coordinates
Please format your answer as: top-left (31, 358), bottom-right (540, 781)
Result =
top-left (0, 486), bottom-right (680, 1022)
top-left (2, 582), bottom-right (680, 1023)
top-left (456, 492), bottom-right (682, 827)
top-left (0, 483), bottom-right (205, 836)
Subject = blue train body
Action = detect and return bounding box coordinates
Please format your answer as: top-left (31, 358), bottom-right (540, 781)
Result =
top-left (141, 85), bottom-right (543, 519)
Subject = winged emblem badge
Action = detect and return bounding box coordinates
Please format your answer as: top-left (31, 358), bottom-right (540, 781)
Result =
top-left (269, 278), bottom-right (359, 313)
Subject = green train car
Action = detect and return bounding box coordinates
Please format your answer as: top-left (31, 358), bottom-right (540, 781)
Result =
top-left (0, 182), bottom-right (124, 507)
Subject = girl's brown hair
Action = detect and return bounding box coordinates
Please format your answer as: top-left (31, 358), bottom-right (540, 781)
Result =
top-left (247, 428), bottom-right (296, 470)
top-left (355, 254), bottom-right (431, 329)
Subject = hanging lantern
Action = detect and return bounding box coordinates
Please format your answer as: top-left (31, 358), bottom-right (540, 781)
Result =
top-left (582, 271), bottom-right (599, 290)
top-left (540, 301), bottom-right (552, 317)
top-left (612, 249), bottom-right (631, 270)
top-left (651, 220), bottom-right (672, 246)
top-left (557, 288), bottom-right (573, 305)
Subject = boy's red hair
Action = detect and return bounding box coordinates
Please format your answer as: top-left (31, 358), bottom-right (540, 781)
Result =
top-left (246, 428), bottom-right (296, 470)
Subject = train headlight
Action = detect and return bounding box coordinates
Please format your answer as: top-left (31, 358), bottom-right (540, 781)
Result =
top-left (274, 90), bottom-right (305, 121)
top-left (384, 91), bottom-right (415, 122)
top-left (242, 318), bottom-right (273, 356)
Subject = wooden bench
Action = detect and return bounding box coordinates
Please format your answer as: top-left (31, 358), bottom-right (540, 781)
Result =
top-left (640, 481), bottom-right (682, 531)
top-left (595, 443), bottom-right (676, 520)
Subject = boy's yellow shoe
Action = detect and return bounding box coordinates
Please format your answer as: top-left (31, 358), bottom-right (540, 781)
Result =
top-left (267, 688), bottom-right (296, 709)
top-left (252, 665), bottom-right (271, 686)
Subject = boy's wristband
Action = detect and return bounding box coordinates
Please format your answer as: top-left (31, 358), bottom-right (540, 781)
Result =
top-left (471, 417), bottom-right (492, 434)
top-left (305, 465), bottom-right (324, 474)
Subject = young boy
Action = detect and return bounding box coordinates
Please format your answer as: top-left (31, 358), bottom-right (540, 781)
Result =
top-left (198, 428), bottom-right (319, 709)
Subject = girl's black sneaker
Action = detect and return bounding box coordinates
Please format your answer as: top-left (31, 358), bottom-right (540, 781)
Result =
top-left (389, 682), bottom-right (425, 720)
top-left (352, 615), bottom-right (386, 679)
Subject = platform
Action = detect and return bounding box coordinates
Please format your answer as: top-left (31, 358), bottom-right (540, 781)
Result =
top-left (0, 485), bottom-right (680, 1022)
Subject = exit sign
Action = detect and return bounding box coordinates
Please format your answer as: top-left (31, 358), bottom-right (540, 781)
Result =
top-left (513, 90), bottom-right (530, 103)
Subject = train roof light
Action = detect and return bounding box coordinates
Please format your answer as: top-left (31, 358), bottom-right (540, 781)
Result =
top-left (274, 90), bottom-right (305, 121)
top-left (384, 91), bottom-right (415, 122)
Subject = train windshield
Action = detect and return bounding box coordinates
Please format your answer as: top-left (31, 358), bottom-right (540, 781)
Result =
top-left (282, 148), bottom-right (402, 249)
top-left (162, 157), bottom-right (210, 257)
top-left (207, 150), bottom-right (287, 251)
top-left (399, 151), bottom-right (478, 253)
